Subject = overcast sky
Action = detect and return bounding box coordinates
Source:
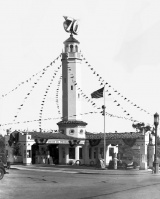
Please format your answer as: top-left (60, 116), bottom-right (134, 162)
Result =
top-left (0, 0), bottom-right (160, 135)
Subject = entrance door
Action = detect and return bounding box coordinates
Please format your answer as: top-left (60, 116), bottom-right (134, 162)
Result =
top-left (48, 144), bottom-right (59, 164)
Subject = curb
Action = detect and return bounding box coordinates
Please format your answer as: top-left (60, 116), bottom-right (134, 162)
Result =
top-left (10, 164), bottom-right (154, 175)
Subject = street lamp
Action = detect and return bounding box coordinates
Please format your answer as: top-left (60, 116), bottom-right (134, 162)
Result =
top-left (153, 112), bottom-right (159, 173)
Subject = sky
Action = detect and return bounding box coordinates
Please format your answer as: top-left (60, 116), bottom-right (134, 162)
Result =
top-left (0, 0), bottom-right (160, 135)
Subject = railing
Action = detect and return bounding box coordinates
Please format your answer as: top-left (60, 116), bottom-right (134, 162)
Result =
top-left (68, 53), bottom-right (81, 59)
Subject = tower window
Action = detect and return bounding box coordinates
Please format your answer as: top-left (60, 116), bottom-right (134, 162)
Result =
top-left (75, 45), bottom-right (78, 52)
top-left (70, 45), bottom-right (73, 52)
top-left (65, 45), bottom-right (69, 52)
top-left (71, 85), bottom-right (73, 90)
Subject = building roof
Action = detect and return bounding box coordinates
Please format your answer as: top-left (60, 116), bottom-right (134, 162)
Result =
top-left (63, 34), bottom-right (80, 44)
top-left (85, 132), bottom-right (142, 140)
top-left (28, 132), bottom-right (74, 140)
top-left (25, 131), bottom-right (142, 140)
top-left (57, 120), bottom-right (87, 126)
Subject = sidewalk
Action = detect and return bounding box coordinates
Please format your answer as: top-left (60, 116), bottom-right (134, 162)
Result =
top-left (10, 163), bottom-right (154, 175)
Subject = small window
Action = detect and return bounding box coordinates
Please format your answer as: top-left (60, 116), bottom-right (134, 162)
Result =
top-left (69, 148), bottom-right (75, 159)
top-left (94, 149), bottom-right (96, 159)
top-left (64, 78), bottom-right (66, 83)
top-left (89, 148), bottom-right (92, 159)
top-left (27, 150), bottom-right (31, 158)
top-left (79, 148), bottom-right (83, 159)
top-left (100, 148), bottom-right (104, 159)
top-left (61, 129), bottom-right (64, 134)
top-left (69, 129), bottom-right (75, 134)
top-left (79, 129), bottom-right (83, 134)
top-left (71, 85), bottom-right (73, 90)
top-left (78, 93), bottom-right (80, 98)
top-left (109, 148), bottom-right (114, 157)
top-left (62, 148), bottom-right (65, 158)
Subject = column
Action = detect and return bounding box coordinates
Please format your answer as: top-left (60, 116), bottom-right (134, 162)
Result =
top-left (75, 146), bottom-right (80, 161)
top-left (139, 133), bottom-right (149, 170)
top-left (84, 142), bottom-right (89, 165)
top-left (139, 143), bottom-right (148, 170)
top-left (58, 145), bottom-right (62, 164)
top-left (113, 153), bottom-right (117, 170)
top-left (148, 145), bottom-right (155, 169)
top-left (105, 145), bottom-right (109, 166)
top-left (65, 146), bottom-right (69, 164)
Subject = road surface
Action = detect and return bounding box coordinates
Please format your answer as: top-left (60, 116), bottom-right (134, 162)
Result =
top-left (0, 165), bottom-right (160, 199)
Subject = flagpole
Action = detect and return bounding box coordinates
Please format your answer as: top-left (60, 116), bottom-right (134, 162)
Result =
top-left (91, 86), bottom-right (106, 168)
top-left (103, 85), bottom-right (106, 168)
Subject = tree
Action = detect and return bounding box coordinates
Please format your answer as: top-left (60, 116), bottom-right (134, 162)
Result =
top-left (0, 134), bottom-right (5, 153)
top-left (132, 122), bottom-right (152, 133)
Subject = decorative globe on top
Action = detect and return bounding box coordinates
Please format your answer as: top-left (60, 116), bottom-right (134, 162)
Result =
top-left (63, 16), bottom-right (79, 35)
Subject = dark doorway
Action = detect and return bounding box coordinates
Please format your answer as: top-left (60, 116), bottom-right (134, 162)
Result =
top-left (31, 144), bottom-right (39, 164)
top-left (48, 144), bottom-right (59, 164)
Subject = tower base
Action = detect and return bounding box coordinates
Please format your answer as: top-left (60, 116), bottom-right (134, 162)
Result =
top-left (57, 120), bottom-right (87, 139)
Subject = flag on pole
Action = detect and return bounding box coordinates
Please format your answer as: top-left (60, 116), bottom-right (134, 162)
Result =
top-left (91, 87), bottom-right (104, 98)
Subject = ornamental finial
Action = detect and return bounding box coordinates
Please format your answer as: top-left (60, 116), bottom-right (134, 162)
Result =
top-left (63, 16), bottom-right (79, 35)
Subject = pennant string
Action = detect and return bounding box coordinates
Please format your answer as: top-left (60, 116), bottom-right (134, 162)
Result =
top-left (38, 65), bottom-right (61, 132)
top-left (1, 53), bottom-right (61, 99)
top-left (81, 53), bottom-right (153, 117)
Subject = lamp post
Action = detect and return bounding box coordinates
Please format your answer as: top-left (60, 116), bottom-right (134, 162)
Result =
top-left (153, 112), bottom-right (159, 173)
top-left (102, 105), bottom-right (106, 168)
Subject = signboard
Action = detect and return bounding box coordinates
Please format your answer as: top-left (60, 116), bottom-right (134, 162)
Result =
top-left (47, 139), bottom-right (69, 144)
top-left (46, 139), bottom-right (85, 145)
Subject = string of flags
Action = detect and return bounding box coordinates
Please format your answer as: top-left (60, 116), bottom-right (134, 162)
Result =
top-left (90, 87), bottom-right (136, 122)
top-left (0, 117), bottom-right (61, 127)
top-left (13, 54), bottom-right (61, 124)
top-left (2, 50), bottom-right (148, 129)
top-left (81, 53), bottom-right (152, 117)
top-left (68, 66), bottom-right (140, 123)
top-left (38, 65), bottom-right (62, 132)
top-left (1, 54), bottom-right (61, 99)
top-left (0, 108), bottom-right (140, 128)
top-left (55, 75), bottom-right (62, 115)
top-left (0, 111), bottom-right (101, 127)
top-left (13, 69), bottom-right (49, 124)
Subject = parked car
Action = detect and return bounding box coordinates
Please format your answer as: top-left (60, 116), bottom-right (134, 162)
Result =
top-left (0, 153), bottom-right (11, 169)
top-left (0, 162), bottom-right (6, 180)
top-left (118, 157), bottom-right (138, 169)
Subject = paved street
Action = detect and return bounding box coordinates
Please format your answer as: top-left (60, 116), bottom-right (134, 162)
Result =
top-left (0, 165), bottom-right (160, 199)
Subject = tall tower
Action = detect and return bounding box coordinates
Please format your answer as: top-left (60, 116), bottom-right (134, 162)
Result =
top-left (57, 34), bottom-right (87, 139)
